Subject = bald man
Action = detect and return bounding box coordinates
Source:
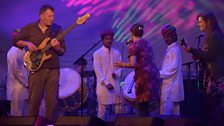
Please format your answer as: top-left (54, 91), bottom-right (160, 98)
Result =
top-left (160, 25), bottom-right (184, 115)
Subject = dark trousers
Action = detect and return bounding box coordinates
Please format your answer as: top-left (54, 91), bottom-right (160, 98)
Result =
top-left (204, 94), bottom-right (224, 126)
top-left (28, 68), bottom-right (59, 122)
top-left (136, 101), bottom-right (149, 116)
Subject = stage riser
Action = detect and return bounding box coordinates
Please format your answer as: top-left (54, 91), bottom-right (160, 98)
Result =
top-left (0, 116), bottom-right (206, 126)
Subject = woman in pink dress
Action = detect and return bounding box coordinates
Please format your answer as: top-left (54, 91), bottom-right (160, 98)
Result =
top-left (115, 23), bottom-right (160, 116)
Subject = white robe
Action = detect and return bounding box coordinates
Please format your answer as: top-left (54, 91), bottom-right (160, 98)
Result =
top-left (160, 42), bottom-right (184, 102)
top-left (6, 46), bottom-right (47, 116)
top-left (7, 46), bottom-right (28, 116)
top-left (93, 46), bottom-right (123, 104)
top-left (7, 46), bottom-right (28, 101)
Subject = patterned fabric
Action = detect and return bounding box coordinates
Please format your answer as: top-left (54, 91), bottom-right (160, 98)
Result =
top-left (202, 51), bottom-right (224, 111)
top-left (201, 43), bottom-right (224, 111)
top-left (206, 78), bottom-right (224, 112)
top-left (128, 39), bottom-right (160, 104)
top-left (205, 75), bottom-right (224, 95)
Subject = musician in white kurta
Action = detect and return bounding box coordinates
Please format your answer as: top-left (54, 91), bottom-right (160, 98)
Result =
top-left (7, 46), bottom-right (29, 116)
top-left (7, 30), bottom-right (45, 116)
top-left (93, 31), bottom-right (123, 120)
top-left (160, 25), bottom-right (184, 115)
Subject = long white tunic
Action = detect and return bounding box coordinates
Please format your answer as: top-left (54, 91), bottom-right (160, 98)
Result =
top-left (93, 46), bottom-right (123, 104)
top-left (160, 42), bottom-right (184, 102)
top-left (7, 46), bottom-right (28, 101)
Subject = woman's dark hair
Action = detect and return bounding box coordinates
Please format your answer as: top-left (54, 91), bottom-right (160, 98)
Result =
top-left (197, 12), bottom-right (223, 46)
top-left (197, 12), bottom-right (222, 33)
top-left (130, 23), bottom-right (144, 37)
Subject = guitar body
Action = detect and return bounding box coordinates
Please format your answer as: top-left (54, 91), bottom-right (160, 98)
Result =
top-left (24, 37), bottom-right (52, 72)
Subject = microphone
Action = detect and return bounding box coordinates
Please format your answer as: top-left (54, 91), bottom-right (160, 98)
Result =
top-left (124, 39), bottom-right (133, 46)
top-left (195, 33), bottom-right (204, 39)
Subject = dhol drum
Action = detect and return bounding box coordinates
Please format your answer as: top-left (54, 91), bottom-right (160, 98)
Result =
top-left (122, 71), bottom-right (160, 112)
top-left (58, 68), bottom-right (88, 112)
top-left (122, 71), bottom-right (136, 105)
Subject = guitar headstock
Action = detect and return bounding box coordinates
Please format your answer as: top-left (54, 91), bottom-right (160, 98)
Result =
top-left (76, 13), bottom-right (91, 25)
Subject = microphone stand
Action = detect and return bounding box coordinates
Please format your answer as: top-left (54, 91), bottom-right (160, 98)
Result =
top-left (73, 40), bottom-right (101, 116)
top-left (182, 61), bottom-right (194, 80)
top-left (194, 36), bottom-right (202, 96)
top-left (182, 61), bottom-right (194, 116)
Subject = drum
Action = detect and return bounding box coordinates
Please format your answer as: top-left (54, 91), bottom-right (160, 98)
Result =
top-left (122, 71), bottom-right (160, 112)
top-left (58, 68), bottom-right (88, 112)
top-left (122, 71), bottom-right (136, 103)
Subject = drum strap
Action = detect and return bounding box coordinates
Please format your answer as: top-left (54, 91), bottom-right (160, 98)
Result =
top-left (127, 80), bottom-right (135, 94)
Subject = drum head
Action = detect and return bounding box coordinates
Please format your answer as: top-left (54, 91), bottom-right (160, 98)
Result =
top-left (59, 68), bottom-right (81, 99)
top-left (122, 71), bottom-right (136, 101)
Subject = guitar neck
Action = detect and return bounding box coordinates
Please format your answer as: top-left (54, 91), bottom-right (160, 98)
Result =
top-left (41, 22), bottom-right (78, 53)
top-left (56, 22), bottom-right (78, 40)
top-left (41, 13), bottom-right (91, 53)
